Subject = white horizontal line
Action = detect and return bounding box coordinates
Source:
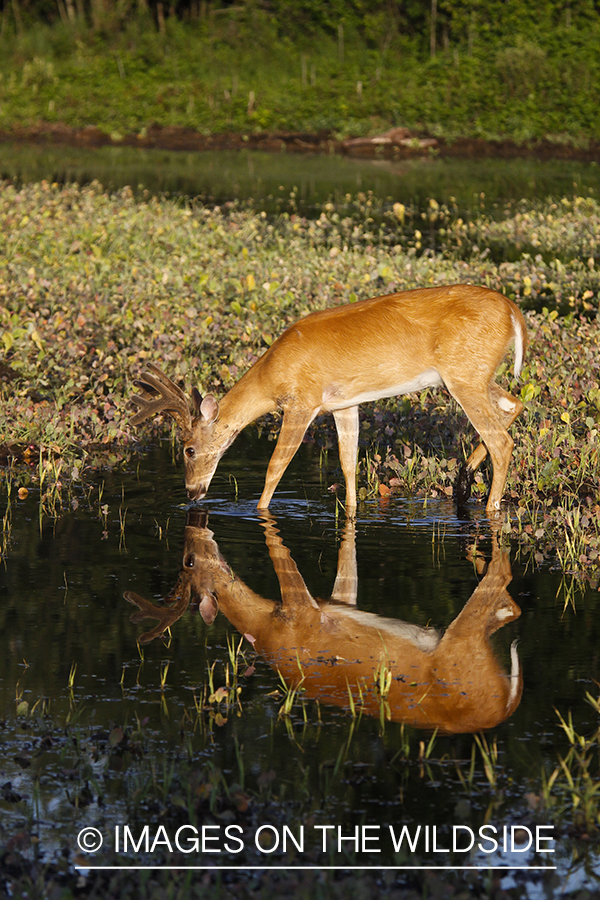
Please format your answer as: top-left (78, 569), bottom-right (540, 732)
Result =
top-left (75, 865), bottom-right (557, 872)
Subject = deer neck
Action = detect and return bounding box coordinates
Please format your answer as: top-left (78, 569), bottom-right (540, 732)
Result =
top-left (215, 369), bottom-right (277, 444)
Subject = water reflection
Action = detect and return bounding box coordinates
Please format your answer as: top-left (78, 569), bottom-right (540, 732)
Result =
top-left (126, 512), bottom-right (522, 734)
top-left (2, 143), bottom-right (599, 213)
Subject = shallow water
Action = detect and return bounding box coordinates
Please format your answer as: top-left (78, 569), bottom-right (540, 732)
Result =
top-left (1, 142), bottom-right (599, 215)
top-left (1, 440), bottom-right (599, 889)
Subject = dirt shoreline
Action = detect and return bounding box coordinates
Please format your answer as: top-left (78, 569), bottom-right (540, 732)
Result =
top-left (2, 121), bottom-right (600, 161)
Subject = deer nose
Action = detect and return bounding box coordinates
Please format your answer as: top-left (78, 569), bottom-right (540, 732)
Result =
top-left (187, 485), bottom-right (206, 502)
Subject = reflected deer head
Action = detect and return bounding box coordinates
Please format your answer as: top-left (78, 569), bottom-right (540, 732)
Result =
top-left (125, 514), bottom-right (522, 733)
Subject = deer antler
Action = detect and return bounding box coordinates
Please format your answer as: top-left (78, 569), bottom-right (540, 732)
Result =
top-left (129, 363), bottom-right (193, 437)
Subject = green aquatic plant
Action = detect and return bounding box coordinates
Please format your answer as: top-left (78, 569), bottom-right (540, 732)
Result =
top-left (473, 732), bottom-right (500, 791)
top-left (277, 659), bottom-right (307, 720)
top-left (541, 694), bottom-right (600, 833)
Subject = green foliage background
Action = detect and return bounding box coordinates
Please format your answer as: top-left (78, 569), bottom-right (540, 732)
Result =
top-left (1, 0), bottom-right (600, 142)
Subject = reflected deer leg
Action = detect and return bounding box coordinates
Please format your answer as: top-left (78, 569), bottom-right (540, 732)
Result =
top-left (332, 405), bottom-right (359, 516)
top-left (257, 408), bottom-right (316, 509)
top-left (330, 519), bottom-right (358, 605)
top-left (454, 384), bottom-right (524, 510)
top-left (444, 532), bottom-right (519, 643)
top-left (260, 515), bottom-right (319, 612)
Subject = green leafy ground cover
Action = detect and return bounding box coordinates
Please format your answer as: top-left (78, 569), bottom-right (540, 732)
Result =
top-left (2, 9), bottom-right (600, 146)
top-left (1, 180), bottom-right (600, 584)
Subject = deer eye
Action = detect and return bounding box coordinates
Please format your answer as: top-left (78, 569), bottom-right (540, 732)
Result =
top-left (184, 553), bottom-right (195, 568)
top-left (185, 446), bottom-right (196, 459)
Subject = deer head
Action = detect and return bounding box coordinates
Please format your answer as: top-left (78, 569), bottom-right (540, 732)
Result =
top-left (129, 364), bottom-right (225, 500)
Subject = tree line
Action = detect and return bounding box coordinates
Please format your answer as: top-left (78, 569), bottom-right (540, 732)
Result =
top-left (3, 0), bottom-right (600, 55)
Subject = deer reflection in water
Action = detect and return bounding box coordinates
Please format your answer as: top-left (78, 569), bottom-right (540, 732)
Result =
top-left (125, 513), bottom-right (522, 734)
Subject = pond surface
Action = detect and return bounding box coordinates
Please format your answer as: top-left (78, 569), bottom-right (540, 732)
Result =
top-left (1, 141), bottom-right (600, 215)
top-left (1, 440), bottom-right (599, 893)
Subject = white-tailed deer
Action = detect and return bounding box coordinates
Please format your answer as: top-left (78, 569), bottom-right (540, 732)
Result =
top-left (126, 513), bottom-right (522, 733)
top-left (130, 284), bottom-right (527, 514)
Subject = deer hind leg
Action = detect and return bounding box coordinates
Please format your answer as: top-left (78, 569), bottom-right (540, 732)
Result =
top-left (465, 385), bottom-right (524, 474)
top-left (258, 407), bottom-right (316, 509)
top-left (332, 405), bottom-right (359, 516)
top-left (454, 383), bottom-right (524, 510)
top-left (450, 382), bottom-right (520, 514)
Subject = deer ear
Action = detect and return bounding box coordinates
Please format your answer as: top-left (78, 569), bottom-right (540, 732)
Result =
top-left (191, 387), bottom-right (203, 414)
top-left (200, 394), bottom-right (219, 425)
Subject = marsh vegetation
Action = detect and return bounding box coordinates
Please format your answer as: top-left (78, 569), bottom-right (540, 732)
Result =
top-left (2, 179), bottom-right (600, 583)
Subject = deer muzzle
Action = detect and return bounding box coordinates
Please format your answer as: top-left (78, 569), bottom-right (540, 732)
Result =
top-left (187, 484), bottom-right (207, 502)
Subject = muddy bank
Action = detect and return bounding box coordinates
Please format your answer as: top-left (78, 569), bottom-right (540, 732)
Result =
top-left (2, 121), bottom-right (600, 161)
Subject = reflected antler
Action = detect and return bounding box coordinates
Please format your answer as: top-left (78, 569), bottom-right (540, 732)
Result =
top-left (129, 363), bottom-right (194, 438)
top-left (124, 572), bottom-right (192, 644)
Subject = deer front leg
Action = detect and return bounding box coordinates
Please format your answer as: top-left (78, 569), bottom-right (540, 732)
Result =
top-left (332, 405), bottom-right (359, 516)
top-left (257, 407), bottom-right (316, 509)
